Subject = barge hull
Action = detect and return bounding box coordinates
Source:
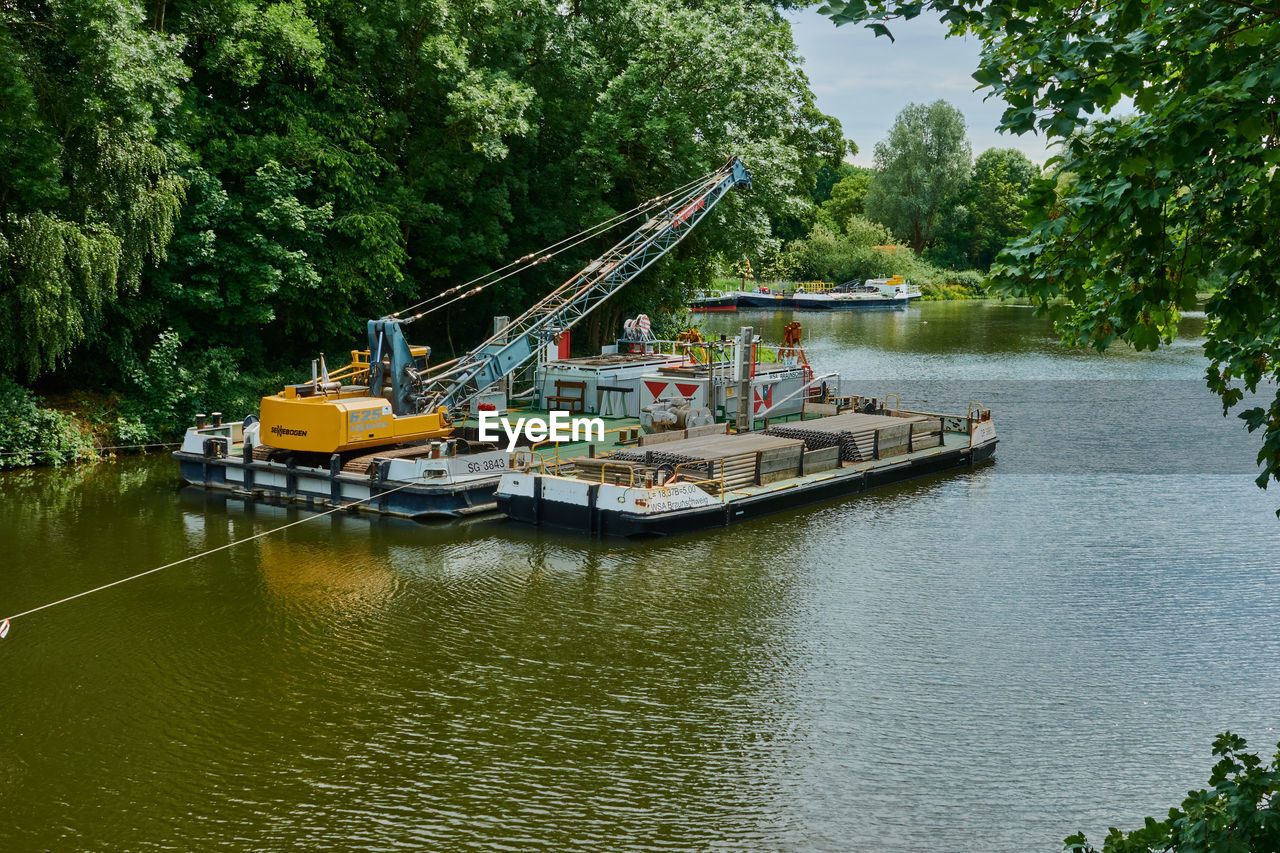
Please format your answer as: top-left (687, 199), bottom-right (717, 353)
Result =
top-left (733, 294), bottom-right (908, 310)
top-left (174, 452), bottom-right (500, 519)
top-left (497, 437), bottom-right (996, 537)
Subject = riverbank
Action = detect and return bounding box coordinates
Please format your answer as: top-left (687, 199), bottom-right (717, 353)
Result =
top-left (0, 352), bottom-right (287, 469)
top-left (0, 383), bottom-right (200, 467)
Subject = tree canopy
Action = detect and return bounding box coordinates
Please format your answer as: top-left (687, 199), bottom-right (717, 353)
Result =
top-left (2, 0), bottom-right (845, 392)
top-left (1064, 733), bottom-right (1280, 852)
top-left (864, 99), bottom-right (971, 252)
top-left (816, 167), bottom-right (873, 234)
top-left (930, 147), bottom-right (1038, 269)
top-left (820, 0), bottom-right (1280, 497)
top-left (0, 0), bottom-right (186, 380)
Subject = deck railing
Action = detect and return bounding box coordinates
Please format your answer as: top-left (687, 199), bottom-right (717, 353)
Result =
top-left (672, 460), bottom-right (725, 500)
top-left (600, 463), bottom-right (636, 487)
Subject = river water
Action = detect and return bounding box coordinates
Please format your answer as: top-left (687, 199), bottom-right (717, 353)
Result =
top-left (2, 301), bottom-right (1277, 851)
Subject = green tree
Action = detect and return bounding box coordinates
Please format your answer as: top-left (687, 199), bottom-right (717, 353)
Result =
top-left (1, 0), bottom-right (845, 444)
top-left (1064, 733), bottom-right (1280, 852)
top-left (817, 167), bottom-right (874, 233)
top-left (968, 148), bottom-right (1037, 268)
top-left (0, 0), bottom-right (187, 380)
top-left (530, 0), bottom-right (846, 345)
top-left (931, 147), bottom-right (1037, 269)
top-left (820, 0), bottom-right (1280, 498)
top-left (144, 0), bottom-right (450, 361)
top-left (789, 215), bottom-right (892, 282)
top-left (864, 100), bottom-right (971, 253)
top-left (149, 0), bottom-right (844, 361)
top-left (811, 156), bottom-right (860, 205)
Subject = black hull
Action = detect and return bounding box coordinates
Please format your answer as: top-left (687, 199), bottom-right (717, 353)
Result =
top-left (497, 439), bottom-right (997, 537)
top-left (689, 296), bottom-right (737, 311)
top-left (175, 453), bottom-right (498, 519)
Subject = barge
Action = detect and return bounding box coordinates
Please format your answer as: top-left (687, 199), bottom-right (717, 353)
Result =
top-left (175, 422), bottom-right (512, 518)
top-left (691, 277), bottom-right (921, 311)
top-left (494, 402), bottom-right (997, 536)
top-left (176, 158), bottom-right (762, 519)
top-left (174, 322), bottom-right (831, 519)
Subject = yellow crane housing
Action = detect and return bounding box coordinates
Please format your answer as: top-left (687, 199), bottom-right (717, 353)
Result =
top-left (258, 345), bottom-right (452, 454)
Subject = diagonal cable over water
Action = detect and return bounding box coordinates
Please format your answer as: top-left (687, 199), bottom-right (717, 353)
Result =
top-left (0, 479), bottom-right (423, 629)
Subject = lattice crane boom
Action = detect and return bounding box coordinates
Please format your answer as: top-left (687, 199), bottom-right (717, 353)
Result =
top-left (413, 157), bottom-right (752, 413)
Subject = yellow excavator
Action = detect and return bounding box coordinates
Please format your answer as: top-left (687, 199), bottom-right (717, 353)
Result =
top-left (257, 157), bottom-right (753, 456)
top-left (257, 325), bottom-right (451, 454)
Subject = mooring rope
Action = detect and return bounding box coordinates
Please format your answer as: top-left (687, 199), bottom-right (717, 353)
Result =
top-left (0, 441), bottom-right (184, 458)
top-left (0, 478), bottom-right (421, 633)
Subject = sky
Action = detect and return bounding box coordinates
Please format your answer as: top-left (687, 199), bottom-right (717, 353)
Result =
top-left (787, 8), bottom-right (1053, 168)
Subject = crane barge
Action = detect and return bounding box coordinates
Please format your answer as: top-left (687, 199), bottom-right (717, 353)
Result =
top-left (175, 158), bottom-right (795, 518)
top-left (250, 157), bottom-right (752, 456)
top-left (174, 153), bottom-right (997, 532)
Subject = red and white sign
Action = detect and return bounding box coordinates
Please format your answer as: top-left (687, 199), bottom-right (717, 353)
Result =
top-left (753, 385), bottom-right (773, 414)
top-left (642, 379), bottom-right (706, 408)
top-left (674, 382), bottom-right (700, 398)
top-left (643, 380), bottom-right (670, 402)
top-left (0, 618), bottom-right (9, 639)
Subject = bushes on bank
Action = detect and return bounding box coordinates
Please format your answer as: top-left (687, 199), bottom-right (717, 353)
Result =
top-left (921, 269), bottom-right (988, 300)
top-left (119, 330), bottom-right (290, 440)
top-left (783, 216), bottom-right (989, 299)
top-left (2, 329), bottom-right (292, 469)
top-left (0, 379), bottom-right (97, 469)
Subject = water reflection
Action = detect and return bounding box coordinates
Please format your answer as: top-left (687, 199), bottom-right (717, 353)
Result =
top-left (1, 303), bottom-right (1277, 853)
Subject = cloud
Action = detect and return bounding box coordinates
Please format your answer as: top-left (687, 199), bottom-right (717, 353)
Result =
top-left (790, 9), bottom-right (1051, 167)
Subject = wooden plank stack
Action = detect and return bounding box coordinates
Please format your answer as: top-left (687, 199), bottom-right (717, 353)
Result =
top-left (637, 421), bottom-right (729, 447)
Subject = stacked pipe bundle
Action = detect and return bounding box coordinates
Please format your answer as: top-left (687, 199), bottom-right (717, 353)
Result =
top-left (765, 412), bottom-right (941, 462)
top-left (608, 432), bottom-right (805, 492)
top-left (572, 456), bottom-right (645, 484)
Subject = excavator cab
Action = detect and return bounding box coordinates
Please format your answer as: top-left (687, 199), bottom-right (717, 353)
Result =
top-left (257, 320), bottom-right (452, 454)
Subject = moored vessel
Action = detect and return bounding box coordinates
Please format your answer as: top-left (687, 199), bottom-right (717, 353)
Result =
top-left (176, 158), bottom-right (761, 518)
top-left (495, 400), bottom-right (996, 536)
top-left (690, 276), bottom-right (920, 311)
top-left (174, 321), bottom-right (831, 519)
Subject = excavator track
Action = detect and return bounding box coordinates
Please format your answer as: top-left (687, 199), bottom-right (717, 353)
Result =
top-left (341, 443), bottom-right (437, 475)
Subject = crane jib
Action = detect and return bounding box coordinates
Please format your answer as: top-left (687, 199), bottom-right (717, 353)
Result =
top-left (673, 198), bottom-right (706, 227)
top-left (421, 157), bottom-right (752, 413)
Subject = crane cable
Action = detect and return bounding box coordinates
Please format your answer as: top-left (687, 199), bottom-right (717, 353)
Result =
top-left (0, 478), bottom-right (424, 637)
top-left (410, 170), bottom-right (729, 384)
top-left (390, 177), bottom-right (710, 323)
top-left (387, 169), bottom-right (722, 323)
top-left (399, 170), bottom-right (725, 329)
top-left (388, 170), bottom-right (715, 319)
